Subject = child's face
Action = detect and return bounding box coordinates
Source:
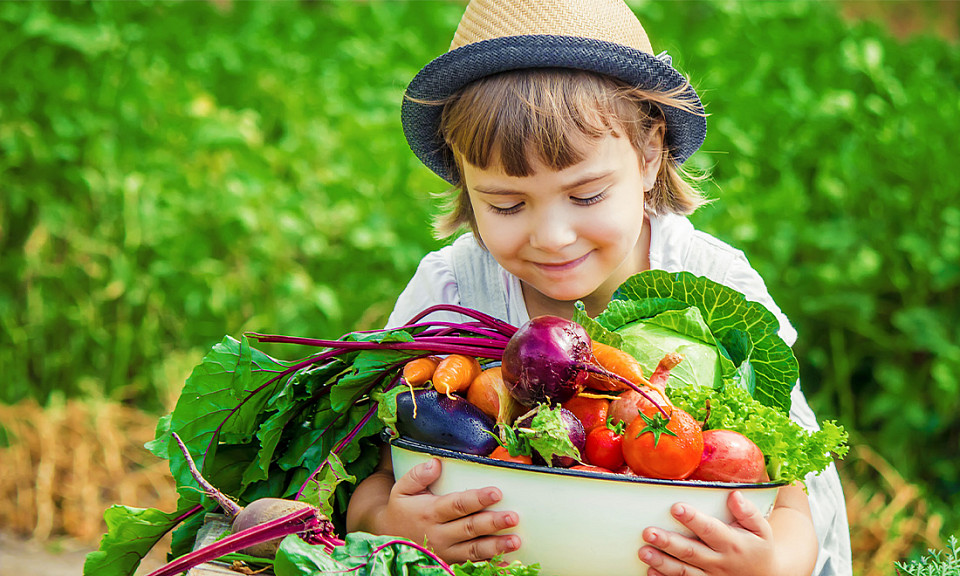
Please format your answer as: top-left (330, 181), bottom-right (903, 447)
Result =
top-left (462, 132), bottom-right (660, 315)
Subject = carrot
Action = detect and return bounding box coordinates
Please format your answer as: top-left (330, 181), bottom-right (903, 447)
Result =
top-left (489, 445), bottom-right (534, 465)
top-left (467, 366), bottom-right (524, 424)
top-left (432, 354), bottom-right (481, 396)
top-left (584, 341), bottom-right (650, 391)
top-left (402, 355), bottom-right (441, 386)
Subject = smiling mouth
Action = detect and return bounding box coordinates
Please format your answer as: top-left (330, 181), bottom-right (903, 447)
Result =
top-left (534, 252), bottom-right (591, 272)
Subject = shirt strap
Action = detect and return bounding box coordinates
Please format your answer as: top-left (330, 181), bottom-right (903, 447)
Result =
top-left (450, 234), bottom-right (510, 321)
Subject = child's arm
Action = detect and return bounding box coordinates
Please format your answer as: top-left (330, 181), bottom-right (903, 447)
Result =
top-left (345, 444), bottom-right (521, 564)
top-left (638, 484), bottom-right (817, 576)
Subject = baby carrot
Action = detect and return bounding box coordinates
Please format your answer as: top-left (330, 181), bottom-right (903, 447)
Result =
top-left (585, 341), bottom-right (651, 391)
top-left (402, 356), bottom-right (441, 386)
top-left (432, 354), bottom-right (482, 397)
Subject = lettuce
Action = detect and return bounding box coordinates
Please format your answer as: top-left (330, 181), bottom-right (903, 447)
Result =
top-left (669, 384), bottom-right (848, 483)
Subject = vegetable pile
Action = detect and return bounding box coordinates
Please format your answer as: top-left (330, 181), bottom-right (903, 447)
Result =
top-left (83, 270), bottom-right (848, 576)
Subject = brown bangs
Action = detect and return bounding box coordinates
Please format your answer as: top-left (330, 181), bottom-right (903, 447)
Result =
top-left (441, 69), bottom-right (654, 178)
top-left (430, 68), bottom-right (707, 240)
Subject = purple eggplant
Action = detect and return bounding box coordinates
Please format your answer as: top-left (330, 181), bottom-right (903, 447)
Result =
top-left (395, 389), bottom-right (498, 456)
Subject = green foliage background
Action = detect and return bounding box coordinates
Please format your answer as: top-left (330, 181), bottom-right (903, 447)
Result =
top-left (1, 0), bottom-right (958, 541)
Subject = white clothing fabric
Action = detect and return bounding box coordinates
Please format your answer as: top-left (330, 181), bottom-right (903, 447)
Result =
top-left (385, 213), bottom-right (852, 576)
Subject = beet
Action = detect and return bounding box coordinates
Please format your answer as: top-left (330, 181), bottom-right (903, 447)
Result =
top-left (501, 316), bottom-right (592, 406)
top-left (517, 407), bottom-right (586, 467)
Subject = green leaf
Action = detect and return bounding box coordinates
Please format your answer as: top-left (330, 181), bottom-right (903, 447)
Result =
top-left (83, 505), bottom-right (196, 576)
top-left (517, 405), bottom-right (581, 466)
top-left (669, 384), bottom-right (848, 483)
top-left (604, 270), bottom-right (797, 413)
top-left (276, 532), bottom-right (451, 576)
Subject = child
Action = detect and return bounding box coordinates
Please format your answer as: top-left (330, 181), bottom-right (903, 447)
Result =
top-left (346, 0), bottom-right (852, 574)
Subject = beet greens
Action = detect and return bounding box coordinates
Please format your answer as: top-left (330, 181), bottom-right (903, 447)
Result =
top-left (84, 305), bottom-right (659, 576)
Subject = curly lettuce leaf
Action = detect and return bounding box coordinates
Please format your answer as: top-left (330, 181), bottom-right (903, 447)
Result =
top-left (669, 384), bottom-right (848, 483)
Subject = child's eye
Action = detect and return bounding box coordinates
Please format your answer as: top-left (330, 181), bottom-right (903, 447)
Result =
top-left (572, 191), bottom-right (607, 206)
top-left (489, 202), bottom-right (524, 215)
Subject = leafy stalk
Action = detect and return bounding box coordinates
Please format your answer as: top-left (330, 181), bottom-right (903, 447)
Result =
top-left (143, 507), bottom-right (339, 576)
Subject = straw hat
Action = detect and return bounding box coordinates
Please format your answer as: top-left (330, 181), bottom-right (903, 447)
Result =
top-left (401, 0), bottom-right (707, 185)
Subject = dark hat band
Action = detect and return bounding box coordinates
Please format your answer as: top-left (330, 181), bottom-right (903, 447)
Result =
top-left (401, 35), bottom-right (707, 184)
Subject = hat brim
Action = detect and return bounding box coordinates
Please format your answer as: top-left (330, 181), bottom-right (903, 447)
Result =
top-left (402, 35), bottom-right (706, 185)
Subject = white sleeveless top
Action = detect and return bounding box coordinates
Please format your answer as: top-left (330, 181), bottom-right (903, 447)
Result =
top-left (386, 213), bottom-right (852, 576)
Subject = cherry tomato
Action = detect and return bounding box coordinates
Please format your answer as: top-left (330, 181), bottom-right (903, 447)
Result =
top-left (562, 394), bottom-right (609, 433)
top-left (488, 445), bottom-right (533, 465)
top-left (584, 419), bottom-right (625, 470)
top-left (622, 406), bottom-right (703, 480)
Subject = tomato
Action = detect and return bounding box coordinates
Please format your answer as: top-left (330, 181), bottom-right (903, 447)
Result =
top-left (488, 445), bottom-right (533, 465)
top-left (583, 419), bottom-right (625, 470)
top-left (622, 406), bottom-right (703, 480)
top-left (561, 394), bottom-right (609, 433)
top-left (570, 464), bottom-right (616, 474)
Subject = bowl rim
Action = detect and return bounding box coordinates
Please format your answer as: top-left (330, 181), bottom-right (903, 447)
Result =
top-left (389, 435), bottom-right (786, 489)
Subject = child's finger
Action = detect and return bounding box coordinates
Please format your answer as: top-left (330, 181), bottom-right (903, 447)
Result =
top-left (392, 458), bottom-right (442, 496)
top-left (439, 508), bottom-right (519, 546)
top-left (444, 533), bottom-right (521, 564)
top-left (638, 535), bottom-right (712, 576)
top-left (665, 502), bottom-right (734, 552)
top-left (727, 490), bottom-right (772, 537)
top-left (433, 486), bottom-right (503, 523)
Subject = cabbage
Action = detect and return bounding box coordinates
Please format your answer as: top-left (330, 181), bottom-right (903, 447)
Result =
top-left (575, 270), bottom-right (797, 413)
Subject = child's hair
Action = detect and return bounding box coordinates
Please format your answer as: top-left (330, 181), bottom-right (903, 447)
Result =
top-left (429, 68), bottom-right (708, 240)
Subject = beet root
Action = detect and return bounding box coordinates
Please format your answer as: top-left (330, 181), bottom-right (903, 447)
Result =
top-left (231, 498), bottom-right (319, 557)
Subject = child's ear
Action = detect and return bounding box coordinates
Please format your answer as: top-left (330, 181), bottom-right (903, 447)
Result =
top-left (639, 125), bottom-right (665, 191)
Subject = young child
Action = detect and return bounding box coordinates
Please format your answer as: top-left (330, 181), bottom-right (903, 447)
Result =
top-left (346, 0), bottom-right (852, 574)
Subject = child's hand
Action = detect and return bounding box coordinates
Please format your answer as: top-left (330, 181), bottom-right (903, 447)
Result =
top-left (380, 458), bottom-right (521, 564)
top-left (638, 490), bottom-right (786, 576)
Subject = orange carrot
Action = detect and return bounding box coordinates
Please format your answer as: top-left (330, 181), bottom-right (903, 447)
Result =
top-left (585, 341), bottom-right (650, 391)
top-left (402, 356), bottom-right (441, 386)
top-left (432, 354), bottom-right (481, 397)
top-left (467, 366), bottom-right (524, 424)
top-left (489, 445), bottom-right (533, 465)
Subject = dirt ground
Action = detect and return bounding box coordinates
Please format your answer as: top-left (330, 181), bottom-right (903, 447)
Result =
top-left (0, 532), bottom-right (167, 576)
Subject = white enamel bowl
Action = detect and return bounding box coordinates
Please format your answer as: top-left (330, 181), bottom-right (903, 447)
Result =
top-left (390, 437), bottom-right (782, 576)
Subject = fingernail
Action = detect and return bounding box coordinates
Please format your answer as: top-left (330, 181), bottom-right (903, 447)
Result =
top-left (644, 530), bottom-right (658, 544)
top-left (639, 548), bottom-right (654, 563)
top-left (485, 488), bottom-right (501, 503)
top-left (504, 535), bottom-right (520, 552)
top-left (503, 512), bottom-right (518, 527)
top-left (423, 459), bottom-right (437, 472)
top-left (673, 504), bottom-right (685, 517)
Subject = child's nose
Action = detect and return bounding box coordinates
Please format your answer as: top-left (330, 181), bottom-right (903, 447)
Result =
top-left (529, 212), bottom-right (577, 252)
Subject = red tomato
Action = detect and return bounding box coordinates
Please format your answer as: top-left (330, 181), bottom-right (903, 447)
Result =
top-left (622, 406), bottom-right (703, 480)
top-left (488, 445), bottom-right (533, 465)
top-left (584, 423), bottom-right (625, 470)
top-left (570, 464), bottom-right (616, 474)
top-left (561, 394), bottom-right (609, 434)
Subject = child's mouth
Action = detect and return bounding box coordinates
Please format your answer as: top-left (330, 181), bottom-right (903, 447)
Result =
top-left (533, 252), bottom-right (591, 273)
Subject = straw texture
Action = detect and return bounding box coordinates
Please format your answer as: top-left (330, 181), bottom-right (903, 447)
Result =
top-left (452, 0), bottom-right (653, 54)
top-left (402, 0), bottom-right (707, 184)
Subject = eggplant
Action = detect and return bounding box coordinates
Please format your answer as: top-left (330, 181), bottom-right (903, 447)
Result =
top-left (395, 389), bottom-right (498, 455)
